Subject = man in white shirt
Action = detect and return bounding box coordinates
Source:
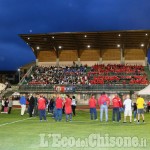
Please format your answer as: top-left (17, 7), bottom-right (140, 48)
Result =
top-left (123, 95), bottom-right (132, 123)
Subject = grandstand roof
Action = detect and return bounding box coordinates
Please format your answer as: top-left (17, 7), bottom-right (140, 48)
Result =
top-left (19, 30), bottom-right (150, 56)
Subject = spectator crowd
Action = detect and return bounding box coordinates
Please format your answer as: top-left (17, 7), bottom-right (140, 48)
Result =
top-left (23, 64), bottom-right (149, 86)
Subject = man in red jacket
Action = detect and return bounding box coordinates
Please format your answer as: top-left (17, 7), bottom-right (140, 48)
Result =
top-left (55, 94), bottom-right (63, 122)
top-left (89, 94), bottom-right (97, 120)
top-left (98, 92), bottom-right (110, 122)
top-left (112, 93), bottom-right (121, 122)
top-left (38, 94), bottom-right (47, 121)
top-left (64, 95), bottom-right (72, 122)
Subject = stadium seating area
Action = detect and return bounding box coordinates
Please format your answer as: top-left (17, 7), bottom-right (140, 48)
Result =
top-left (23, 64), bottom-right (149, 86)
top-left (88, 64), bottom-right (149, 85)
top-left (17, 64), bottom-right (149, 92)
top-left (24, 65), bottom-right (88, 85)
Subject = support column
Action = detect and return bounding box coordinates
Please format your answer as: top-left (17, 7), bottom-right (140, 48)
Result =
top-left (56, 58), bottom-right (59, 66)
top-left (120, 48), bottom-right (125, 64)
top-left (36, 59), bottom-right (38, 66)
top-left (78, 58), bottom-right (80, 66)
top-left (99, 49), bottom-right (102, 64)
top-left (99, 57), bottom-right (102, 64)
top-left (145, 57), bottom-right (148, 66)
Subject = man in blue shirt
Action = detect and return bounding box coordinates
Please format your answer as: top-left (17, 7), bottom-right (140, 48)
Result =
top-left (19, 94), bottom-right (26, 116)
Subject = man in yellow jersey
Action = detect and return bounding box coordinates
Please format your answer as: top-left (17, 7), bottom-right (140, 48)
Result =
top-left (136, 95), bottom-right (145, 124)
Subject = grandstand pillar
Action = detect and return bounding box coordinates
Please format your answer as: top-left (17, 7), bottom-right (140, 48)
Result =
top-left (36, 59), bottom-right (38, 65)
top-left (99, 57), bottom-right (102, 64)
top-left (56, 58), bottom-right (59, 66)
top-left (120, 48), bottom-right (125, 64)
top-left (145, 57), bottom-right (148, 66)
top-left (121, 57), bottom-right (125, 64)
top-left (78, 58), bottom-right (81, 65)
top-left (99, 49), bottom-right (102, 64)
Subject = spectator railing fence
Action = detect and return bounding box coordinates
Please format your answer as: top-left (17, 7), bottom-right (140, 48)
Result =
top-left (18, 65), bottom-right (35, 86)
top-left (18, 84), bottom-right (146, 93)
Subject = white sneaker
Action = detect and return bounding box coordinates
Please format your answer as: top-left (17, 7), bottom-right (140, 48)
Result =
top-left (134, 119), bottom-right (137, 122)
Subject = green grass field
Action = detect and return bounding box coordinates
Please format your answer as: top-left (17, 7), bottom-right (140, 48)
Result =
top-left (0, 109), bottom-right (150, 150)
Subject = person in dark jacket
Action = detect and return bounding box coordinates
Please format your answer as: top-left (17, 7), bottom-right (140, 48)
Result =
top-left (133, 102), bottom-right (137, 121)
top-left (28, 94), bottom-right (35, 117)
top-left (4, 98), bottom-right (9, 113)
top-left (8, 96), bottom-right (13, 114)
top-left (33, 94), bottom-right (38, 116)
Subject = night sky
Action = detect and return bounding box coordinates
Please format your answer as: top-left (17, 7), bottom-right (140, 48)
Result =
top-left (1, 0), bottom-right (150, 71)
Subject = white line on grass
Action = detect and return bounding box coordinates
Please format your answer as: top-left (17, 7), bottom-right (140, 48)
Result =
top-left (0, 118), bottom-right (33, 127)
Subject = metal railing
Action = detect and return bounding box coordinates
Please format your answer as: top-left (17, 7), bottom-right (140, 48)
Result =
top-left (18, 65), bottom-right (35, 86)
top-left (18, 84), bottom-right (147, 93)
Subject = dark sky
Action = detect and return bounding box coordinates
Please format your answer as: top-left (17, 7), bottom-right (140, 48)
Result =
top-left (1, 0), bottom-right (150, 71)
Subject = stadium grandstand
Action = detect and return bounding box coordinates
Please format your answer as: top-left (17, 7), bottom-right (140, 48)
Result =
top-left (19, 30), bottom-right (150, 89)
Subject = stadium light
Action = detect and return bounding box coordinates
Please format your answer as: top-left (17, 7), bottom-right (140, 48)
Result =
top-left (36, 46), bottom-right (40, 50)
top-left (59, 46), bottom-right (62, 49)
top-left (117, 44), bottom-right (121, 48)
top-left (141, 43), bottom-right (144, 47)
top-left (87, 45), bottom-right (91, 48)
top-left (18, 68), bottom-right (20, 82)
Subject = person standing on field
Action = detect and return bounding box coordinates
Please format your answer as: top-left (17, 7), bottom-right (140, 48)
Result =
top-left (98, 92), bottom-right (110, 122)
top-left (8, 96), bottom-right (13, 114)
top-left (28, 94), bottom-right (35, 117)
top-left (38, 94), bottom-right (47, 121)
top-left (64, 95), bottom-right (72, 122)
top-left (123, 95), bottom-right (132, 123)
top-left (89, 94), bottom-right (97, 120)
top-left (55, 94), bottom-right (63, 122)
top-left (136, 95), bottom-right (145, 124)
top-left (19, 94), bottom-right (26, 116)
top-left (112, 93), bottom-right (122, 122)
top-left (133, 102), bottom-right (137, 121)
top-left (71, 95), bottom-right (77, 116)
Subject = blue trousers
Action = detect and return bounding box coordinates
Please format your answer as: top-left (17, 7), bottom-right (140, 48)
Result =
top-left (90, 108), bottom-right (97, 120)
top-left (55, 109), bottom-right (62, 121)
top-left (100, 105), bottom-right (108, 121)
top-left (112, 107), bottom-right (119, 122)
top-left (66, 113), bottom-right (72, 121)
top-left (134, 110), bottom-right (137, 119)
top-left (39, 109), bottom-right (46, 120)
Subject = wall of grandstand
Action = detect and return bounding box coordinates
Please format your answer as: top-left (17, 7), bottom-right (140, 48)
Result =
top-left (36, 48), bottom-right (146, 66)
top-left (59, 50), bottom-right (78, 61)
top-left (79, 49), bottom-right (100, 61)
top-left (38, 50), bottom-right (56, 62)
top-left (102, 49), bottom-right (120, 60)
top-left (37, 60), bottom-right (145, 67)
top-left (124, 49), bottom-right (145, 60)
